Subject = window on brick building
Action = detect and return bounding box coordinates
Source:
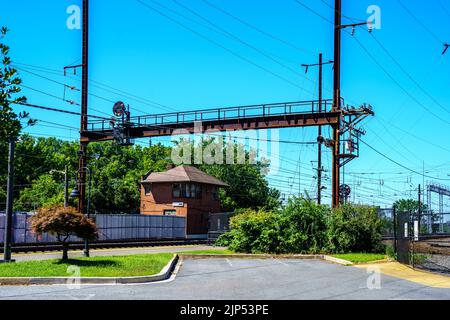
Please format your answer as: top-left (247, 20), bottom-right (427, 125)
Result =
top-left (172, 183), bottom-right (202, 199)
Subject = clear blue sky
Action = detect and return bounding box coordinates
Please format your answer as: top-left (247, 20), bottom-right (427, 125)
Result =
top-left (2, 0), bottom-right (450, 208)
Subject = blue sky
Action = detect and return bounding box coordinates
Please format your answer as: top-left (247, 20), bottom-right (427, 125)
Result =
top-left (2, 0), bottom-right (450, 208)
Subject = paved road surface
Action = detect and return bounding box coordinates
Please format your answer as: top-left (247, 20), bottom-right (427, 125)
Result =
top-left (0, 258), bottom-right (449, 300)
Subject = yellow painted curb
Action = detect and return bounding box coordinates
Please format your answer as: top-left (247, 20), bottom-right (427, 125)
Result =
top-left (354, 262), bottom-right (450, 289)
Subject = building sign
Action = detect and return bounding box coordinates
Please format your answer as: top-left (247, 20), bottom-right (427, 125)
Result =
top-left (414, 220), bottom-right (419, 241)
top-left (404, 222), bottom-right (408, 238)
top-left (172, 202), bottom-right (184, 207)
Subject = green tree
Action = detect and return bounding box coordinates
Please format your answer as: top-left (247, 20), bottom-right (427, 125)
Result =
top-left (0, 27), bottom-right (35, 208)
top-left (10, 135), bottom-right (280, 214)
top-left (87, 142), bottom-right (172, 213)
top-left (14, 174), bottom-right (65, 211)
top-left (0, 26), bottom-right (29, 141)
top-left (393, 199), bottom-right (426, 212)
top-left (173, 138), bottom-right (281, 211)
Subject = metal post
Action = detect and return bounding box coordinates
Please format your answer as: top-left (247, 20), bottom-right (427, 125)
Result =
top-left (418, 184), bottom-right (421, 237)
top-left (317, 53), bottom-right (323, 205)
top-left (78, 0), bottom-right (89, 216)
top-left (84, 168), bottom-right (91, 257)
top-left (2, 138), bottom-right (15, 263)
top-left (393, 207), bottom-right (397, 256)
top-left (332, 0), bottom-right (342, 208)
top-left (64, 165), bottom-right (69, 208)
top-left (427, 186), bottom-right (432, 234)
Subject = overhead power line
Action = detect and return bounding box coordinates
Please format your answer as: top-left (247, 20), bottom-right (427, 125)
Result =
top-left (135, 0), bottom-right (310, 92)
top-left (13, 62), bottom-right (178, 114)
top-left (169, 0), bottom-right (309, 82)
top-left (397, 0), bottom-right (444, 45)
top-left (360, 138), bottom-right (450, 181)
top-left (13, 102), bottom-right (109, 120)
top-left (294, 0), bottom-right (450, 125)
top-left (201, 0), bottom-right (320, 57)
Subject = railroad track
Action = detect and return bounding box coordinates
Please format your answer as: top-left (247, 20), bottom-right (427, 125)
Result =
top-left (0, 239), bottom-right (208, 254)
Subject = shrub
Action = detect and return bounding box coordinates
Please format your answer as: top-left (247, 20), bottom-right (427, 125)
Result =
top-left (216, 197), bottom-right (329, 254)
top-left (385, 244), bottom-right (396, 260)
top-left (30, 206), bottom-right (98, 260)
top-left (327, 204), bottom-right (383, 253)
top-left (277, 197), bottom-right (329, 254)
top-left (217, 209), bottom-right (280, 254)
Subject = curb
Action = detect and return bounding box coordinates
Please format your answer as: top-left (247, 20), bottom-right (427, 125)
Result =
top-left (179, 253), bottom-right (325, 260)
top-left (0, 254), bottom-right (179, 286)
top-left (179, 253), bottom-right (353, 265)
top-left (322, 255), bottom-right (354, 266)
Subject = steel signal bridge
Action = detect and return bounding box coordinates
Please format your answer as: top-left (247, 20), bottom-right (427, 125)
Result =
top-left (81, 98), bottom-right (374, 204)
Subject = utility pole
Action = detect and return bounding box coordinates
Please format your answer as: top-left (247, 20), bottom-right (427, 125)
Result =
top-left (332, 0), bottom-right (342, 208)
top-left (318, 53), bottom-right (323, 204)
top-left (78, 0), bottom-right (89, 215)
top-left (301, 53), bottom-right (333, 204)
top-left (331, 0), bottom-right (369, 207)
top-left (2, 138), bottom-right (15, 263)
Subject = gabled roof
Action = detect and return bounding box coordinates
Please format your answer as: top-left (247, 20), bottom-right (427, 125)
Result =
top-left (142, 165), bottom-right (228, 187)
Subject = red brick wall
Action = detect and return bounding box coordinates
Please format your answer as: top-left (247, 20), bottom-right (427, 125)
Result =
top-left (140, 182), bottom-right (222, 234)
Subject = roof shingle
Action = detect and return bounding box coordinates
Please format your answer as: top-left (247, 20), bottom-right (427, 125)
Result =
top-left (142, 165), bottom-right (228, 187)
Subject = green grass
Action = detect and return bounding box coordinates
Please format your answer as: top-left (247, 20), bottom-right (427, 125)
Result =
top-left (0, 253), bottom-right (173, 278)
top-left (331, 253), bottom-right (387, 264)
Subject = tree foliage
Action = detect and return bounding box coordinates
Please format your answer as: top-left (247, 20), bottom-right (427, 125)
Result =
top-left (7, 135), bottom-right (278, 214)
top-left (30, 206), bottom-right (98, 260)
top-left (0, 26), bottom-right (35, 207)
top-left (0, 26), bottom-right (28, 141)
top-left (173, 138), bottom-right (281, 212)
top-left (393, 199), bottom-right (426, 213)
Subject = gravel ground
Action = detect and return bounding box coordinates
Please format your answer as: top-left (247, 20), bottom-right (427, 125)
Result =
top-left (419, 254), bottom-right (450, 274)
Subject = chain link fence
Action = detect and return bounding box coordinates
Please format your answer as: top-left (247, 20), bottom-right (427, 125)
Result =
top-left (380, 208), bottom-right (450, 274)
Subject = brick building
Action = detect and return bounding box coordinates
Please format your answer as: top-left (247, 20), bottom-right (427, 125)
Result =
top-left (140, 165), bottom-right (228, 236)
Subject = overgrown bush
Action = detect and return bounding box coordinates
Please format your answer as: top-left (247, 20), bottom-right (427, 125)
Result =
top-left (385, 244), bottom-right (396, 260)
top-left (216, 209), bottom-right (280, 253)
top-left (277, 198), bottom-right (329, 254)
top-left (217, 201), bottom-right (385, 255)
top-left (326, 205), bottom-right (383, 253)
top-left (216, 198), bottom-right (329, 254)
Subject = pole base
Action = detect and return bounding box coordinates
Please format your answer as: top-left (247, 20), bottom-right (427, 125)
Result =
top-left (0, 260), bottom-right (16, 264)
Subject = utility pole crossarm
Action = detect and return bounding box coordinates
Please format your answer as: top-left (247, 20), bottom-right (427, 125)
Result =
top-left (443, 44), bottom-right (449, 55)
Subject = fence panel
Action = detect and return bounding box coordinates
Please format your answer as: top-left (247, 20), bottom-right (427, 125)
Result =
top-left (0, 213), bottom-right (186, 244)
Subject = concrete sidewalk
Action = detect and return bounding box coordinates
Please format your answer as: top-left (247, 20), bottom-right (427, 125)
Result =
top-left (9, 245), bottom-right (220, 262)
top-left (355, 262), bottom-right (450, 289)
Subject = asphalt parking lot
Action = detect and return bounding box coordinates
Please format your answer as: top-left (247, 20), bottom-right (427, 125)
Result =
top-left (0, 258), bottom-right (449, 300)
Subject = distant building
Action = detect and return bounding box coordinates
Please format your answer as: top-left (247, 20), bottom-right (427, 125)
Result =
top-left (140, 165), bottom-right (228, 236)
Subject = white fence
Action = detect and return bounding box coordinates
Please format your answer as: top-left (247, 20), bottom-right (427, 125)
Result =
top-left (0, 213), bottom-right (186, 243)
